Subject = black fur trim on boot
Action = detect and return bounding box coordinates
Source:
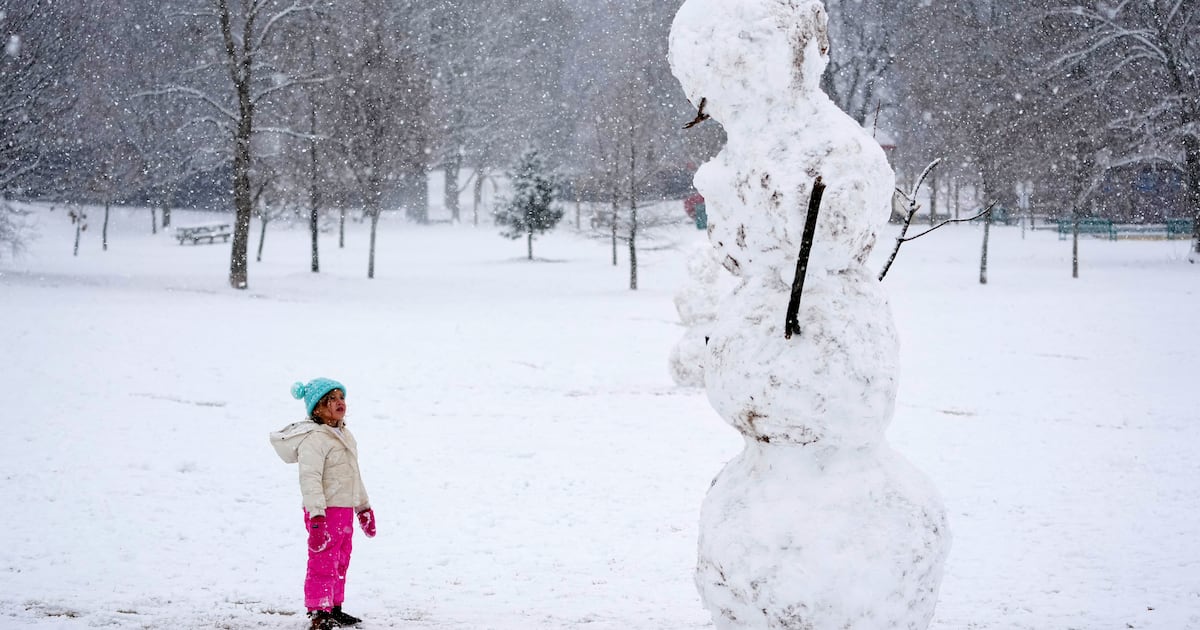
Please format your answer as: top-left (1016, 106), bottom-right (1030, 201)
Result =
top-left (331, 606), bottom-right (363, 626)
top-left (308, 609), bottom-right (336, 630)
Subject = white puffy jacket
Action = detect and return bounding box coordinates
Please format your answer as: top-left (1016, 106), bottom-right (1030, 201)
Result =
top-left (270, 420), bottom-right (371, 518)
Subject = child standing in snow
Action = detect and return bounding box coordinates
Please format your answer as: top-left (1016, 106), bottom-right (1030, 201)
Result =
top-left (270, 378), bottom-right (376, 630)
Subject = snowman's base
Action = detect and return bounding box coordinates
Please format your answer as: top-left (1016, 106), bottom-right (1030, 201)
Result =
top-left (696, 444), bottom-right (950, 630)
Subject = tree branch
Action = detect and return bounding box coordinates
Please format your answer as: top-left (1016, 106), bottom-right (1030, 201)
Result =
top-left (899, 202), bottom-right (996, 243)
top-left (682, 97), bottom-right (710, 129)
top-left (252, 2), bottom-right (318, 54)
top-left (784, 176), bottom-right (826, 340)
top-left (132, 86), bottom-right (238, 123)
top-left (251, 74), bottom-right (332, 107)
top-left (878, 158), bottom-right (941, 282)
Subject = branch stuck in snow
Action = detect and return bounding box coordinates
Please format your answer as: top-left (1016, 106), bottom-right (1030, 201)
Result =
top-left (784, 176), bottom-right (826, 340)
top-left (899, 202), bottom-right (996, 243)
top-left (878, 158), bottom-right (940, 282)
top-left (682, 97), bottom-right (710, 129)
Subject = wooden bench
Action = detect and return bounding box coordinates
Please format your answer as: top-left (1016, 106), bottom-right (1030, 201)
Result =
top-left (1057, 218), bottom-right (1115, 240)
top-left (175, 223), bottom-right (232, 245)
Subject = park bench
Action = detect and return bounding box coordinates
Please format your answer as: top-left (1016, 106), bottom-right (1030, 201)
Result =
top-left (990, 206), bottom-right (1018, 226)
top-left (1057, 218), bottom-right (1115, 241)
top-left (1166, 218), bottom-right (1194, 240)
top-left (175, 223), bottom-right (232, 245)
top-left (966, 206), bottom-right (1018, 226)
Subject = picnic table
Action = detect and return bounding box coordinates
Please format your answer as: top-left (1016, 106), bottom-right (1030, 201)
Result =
top-left (175, 223), bottom-right (232, 245)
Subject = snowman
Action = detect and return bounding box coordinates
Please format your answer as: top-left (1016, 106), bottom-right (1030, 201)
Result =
top-left (669, 242), bottom-right (724, 388)
top-left (668, 2), bottom-right (951, 629)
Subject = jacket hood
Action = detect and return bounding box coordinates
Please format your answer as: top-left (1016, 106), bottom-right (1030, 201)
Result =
top-left (269, 420), bottom-right (321, 464)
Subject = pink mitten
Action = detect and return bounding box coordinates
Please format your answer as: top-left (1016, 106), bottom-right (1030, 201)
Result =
top-left (308, 515), bottom-right (331, 552)
top-left (357, 508), bottom-right (376, 538)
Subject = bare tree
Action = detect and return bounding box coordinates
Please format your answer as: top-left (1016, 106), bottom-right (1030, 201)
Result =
top-left (892, 1), bottom-right (1033, 211)
top-left (136, 107), bottom-right (220, 233)
top-left (423, 1), bottom-right (573, 224)
top-left (326, 1), bottom-right (430, 278)
top-left (259, 7), bottom-right (338, 270)
top-left (576, 0), bottom-right (687, 290)
top-left (94, 0), bottom-right (222, 234)
top-left (150, 0), bottom-right (321, 289)
top-left (90, 138), bottom-right (146, 251)
top-left (0, 0), bottom-right (82, 253)
top-left (821, 0), bottom-right (909, 125)
top-left (251, 173), bottom-right (291, 262)
top-left (1048, 0), bottom-right (1200, 254)
top-left (585, 78), bottom-right (683, 290)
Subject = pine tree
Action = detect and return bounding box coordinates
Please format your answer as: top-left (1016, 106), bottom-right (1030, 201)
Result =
top-left (495, 149), bottom-right (562, 260)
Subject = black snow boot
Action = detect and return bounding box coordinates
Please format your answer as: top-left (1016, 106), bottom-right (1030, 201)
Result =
top-left (308, 610), bottom-right (336, 630)
top-left (330, 606), bottom-right (363, 626)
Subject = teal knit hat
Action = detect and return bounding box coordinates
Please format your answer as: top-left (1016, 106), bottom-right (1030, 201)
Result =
top-left (291, 377), bottom-right (347, 417)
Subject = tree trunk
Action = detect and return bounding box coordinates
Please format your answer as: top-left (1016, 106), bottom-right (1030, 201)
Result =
top-left (401, 168), bottom-right (429, 224)
top-left (161, 185), bottom-right (174, 229)
top-left (980, 208), bottom-right (991, 285)
top-left (1072, 218), bottom-right (1080, 279)
top-left (256, 216), bottom-right (268, 262)
top-left (611, 197), bottom-right (619, 267)
top-left (527, 229), bottom-right (533, 260)
top-left (445, 152), bottom-right (461, 223)
top-left (309, 197), bottom-right (319, 272)
top-left (1183, 133), bottom-right (1200, 255)
top-left (308, 103), bottom-right (320, 273)
top-left (1154, 3), bottom-right (1200, 255)
top-left (953, 178), bottom-right (960, 220)
top-left (339, 208), bottom-right (345, 249)
top-left (628, 124), bottom-right (638, 290)
top-left (150, 207), bottom-right (157, 235)
top-left (473, 169), bottom-right (485, 227)
top-left (928, 170), bottom-right (938, 226)
top-left (222, 0), bottom-right (254, 290)
top-left (366, 177), bottom-right (383, 278)
top-left (628, 199), bottom-right (639, 290)
top-left (629, 212), bottom-right (638, 290)
top-left (230, 120), bottom-right (253, 289)
top-left (102, 200), bottom-right (111, 251)
top-left (73, 223), bottom-right (81, 257)
top-left (367, 210), bottom-right (379, 279)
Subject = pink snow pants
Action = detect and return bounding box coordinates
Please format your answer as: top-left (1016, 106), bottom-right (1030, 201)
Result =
top-left (304, 507), bottom-right (354, 611)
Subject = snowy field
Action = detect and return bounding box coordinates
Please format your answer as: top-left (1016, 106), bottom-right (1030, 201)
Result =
top-left (1, 204), bottom-right (1197, 629)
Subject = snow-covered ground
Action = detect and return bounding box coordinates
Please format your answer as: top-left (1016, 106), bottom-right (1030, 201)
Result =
top-left (1, 205), bottom-right (1196, 629)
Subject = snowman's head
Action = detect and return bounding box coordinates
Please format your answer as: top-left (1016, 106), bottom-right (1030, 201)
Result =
top-left (669, 0), bottom-right (830, 122)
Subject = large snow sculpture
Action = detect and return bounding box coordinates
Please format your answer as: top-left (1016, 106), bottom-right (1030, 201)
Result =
top-left (668, 2), bottom-right (951, 628)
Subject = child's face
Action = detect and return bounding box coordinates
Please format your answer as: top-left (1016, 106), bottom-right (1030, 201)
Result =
top-left (317, 389), bottom-right (347, 425)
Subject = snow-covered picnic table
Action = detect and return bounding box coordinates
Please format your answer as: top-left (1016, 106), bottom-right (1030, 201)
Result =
top-left (175, 223), bottom-right (232, 245)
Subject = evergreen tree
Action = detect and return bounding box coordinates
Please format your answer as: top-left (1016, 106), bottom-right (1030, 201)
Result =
top-left (495, 150), bottom-right (562, 260)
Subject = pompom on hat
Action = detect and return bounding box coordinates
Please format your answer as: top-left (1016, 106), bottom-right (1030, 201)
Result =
top-left (291, 377), bottom-right (347, 417)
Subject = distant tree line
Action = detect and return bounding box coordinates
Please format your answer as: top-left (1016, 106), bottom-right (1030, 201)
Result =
top-left (2, 0), bottom-right (1196, 272)
top-left (825, 0), bottom-right (1197, 250)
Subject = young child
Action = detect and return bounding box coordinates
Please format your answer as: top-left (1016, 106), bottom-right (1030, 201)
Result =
top-left (270, 377), bottom-right (376, 629)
